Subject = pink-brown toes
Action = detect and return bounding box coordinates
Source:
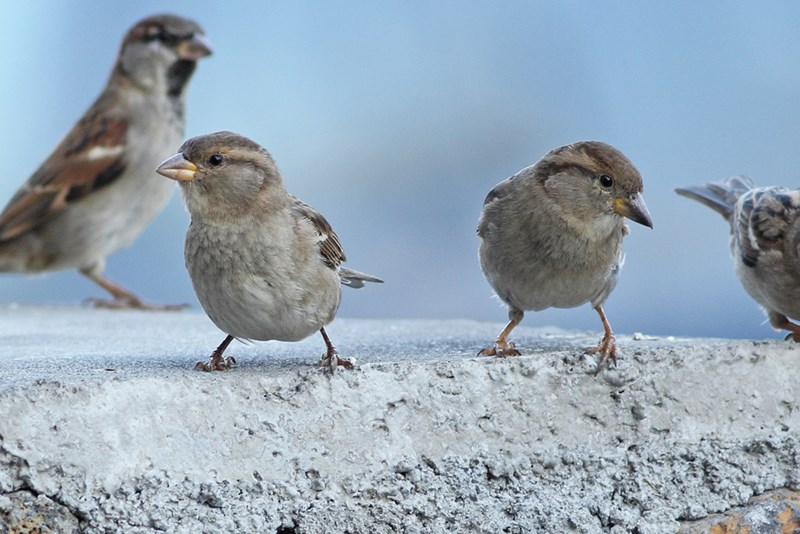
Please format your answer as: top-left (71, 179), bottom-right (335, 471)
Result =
top-left (478, 340), bottom-right (521, 357)
top-left (585, 334), bottom-right (617, 374)
top-left (318, 351), bottom-right (355, 371)
top-left (195, 355), bottom-right (236, 372)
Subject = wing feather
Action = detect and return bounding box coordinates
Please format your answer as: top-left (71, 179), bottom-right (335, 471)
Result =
top-left (290, 197), bottom-right (346, 269)
top-left (0, 107), bottom-right (128, 240)
top-left (736, 187), bottom-right (800, 268)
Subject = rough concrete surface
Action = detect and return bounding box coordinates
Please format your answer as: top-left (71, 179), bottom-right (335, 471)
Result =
top-left (0, 305), bottom-right (798, 533)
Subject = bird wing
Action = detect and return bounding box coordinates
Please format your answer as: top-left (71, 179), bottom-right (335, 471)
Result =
top-left (477, 177), bottom-right (517, 238)
top-left (0, 104), bottom-right (128, 241)
top-left (735, 187), bottom-right (800, 268)
top-left (290, 197), bottom-right (346, 269)
top-left (481, 175), bottom-right (518, 207)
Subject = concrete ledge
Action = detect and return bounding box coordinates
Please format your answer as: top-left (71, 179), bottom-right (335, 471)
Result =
top-left (0, 306), bottom-right (798, 533)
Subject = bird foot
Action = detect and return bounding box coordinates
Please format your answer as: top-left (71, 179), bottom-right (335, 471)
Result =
top-left (585, 334), bottom-right (617, 373)
top-left (478, 340), bottom-right (521, 357)
top-left (85, 295), bottom-right (188, 311)
top-left (195, 354), bottom-right (236, 372)
top-left (318, 349), bottom-right (355, 371)
top-left (783, 322), bottom-right (800, 342)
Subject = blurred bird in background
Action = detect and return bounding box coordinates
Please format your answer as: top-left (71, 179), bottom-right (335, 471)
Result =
top-left (0, 14), bottom-right (210, 309)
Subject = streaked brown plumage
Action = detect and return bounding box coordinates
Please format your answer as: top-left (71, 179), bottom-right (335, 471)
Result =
top-left (0, 14), bottom-right (211, 309)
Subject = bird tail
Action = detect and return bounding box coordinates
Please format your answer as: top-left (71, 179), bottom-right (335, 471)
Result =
top-left (675, 176), bottom-right (754, 220)
top-left (339, 267), bottom-right (384, 289)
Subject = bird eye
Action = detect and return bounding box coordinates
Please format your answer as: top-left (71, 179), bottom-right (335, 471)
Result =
top-left (144, 25), bottom-right (179, 45)
top-left (208, 154), bottom-right (224, 166)
top-left (599, 174), bottom-right (614, 188)
top-left (144, 25), bottom-right (164, 42)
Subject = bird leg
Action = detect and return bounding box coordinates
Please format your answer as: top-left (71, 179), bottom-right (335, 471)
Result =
top-left (768, 312), bottom-right (800, 342)
top-left (196, 335), bottom-right (237, 371)
top-left (317, 327), bottom-right (354, 370)
top-left (479, 309), bottom-right (523, 357)
top-left (585, 305), bottom-right (617, 372)
top-left (80, 268), bottom-right (188, 311)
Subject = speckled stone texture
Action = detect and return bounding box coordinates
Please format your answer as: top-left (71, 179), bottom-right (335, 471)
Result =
top-left (0, 306), bottom-right (798, 533)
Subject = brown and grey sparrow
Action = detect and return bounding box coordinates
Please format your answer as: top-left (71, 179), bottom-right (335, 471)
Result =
top-left (156, 131), bottom-right (382, 371)
top-left (477, 141), bottom-right (653, 371)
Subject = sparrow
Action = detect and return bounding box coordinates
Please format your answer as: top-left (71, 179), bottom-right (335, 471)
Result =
top-left (477, 141), bottom-right (653, 371)
top-left (676, 176), bottom-right (800, 341)
top-left (0, 14), bottom-right (211, 309)
top-left (156, 131), bottom-right (383, 371)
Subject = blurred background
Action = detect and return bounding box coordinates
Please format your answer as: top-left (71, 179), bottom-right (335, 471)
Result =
top-left (1, 1), bottom-right (799, 340)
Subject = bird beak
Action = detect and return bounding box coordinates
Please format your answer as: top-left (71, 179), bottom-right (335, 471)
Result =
top-left (156, 153), bottom-right (197, 182)
top-left (177, 33), bottom-right (212, 61)
top-left (614, 192), bottom-right (653, 228)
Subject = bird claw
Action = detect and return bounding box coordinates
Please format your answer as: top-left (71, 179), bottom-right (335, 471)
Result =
top-left (318, 350), bottom-right (355, 371)
top-left (85, 296), bottom-right (188, 311)
top-left (585, 334), bottom-right (617, 374)
top-left (195, 355), bottom-right (236, 372)
top-left (478, 340), bottom-right (521, 357)
top-left (784, 331), bottom-right (800, 342)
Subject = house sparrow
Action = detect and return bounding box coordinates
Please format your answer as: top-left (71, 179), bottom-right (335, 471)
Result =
top-left (0, 14), bottom-right (211, 309)
top-left (477, 141), bottom-right (653, 371)
top-left (676, 177), bottom-right (800, 341)
top-left (156, 131), bottom-right (383, 371)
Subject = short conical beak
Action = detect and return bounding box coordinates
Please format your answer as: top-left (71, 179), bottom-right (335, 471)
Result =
top-left (614, 192), bottom-right (653, 228)
top-left (156, 153), bottom-right (197, 181)
top-left (177, 33), bottom-right (212, 61)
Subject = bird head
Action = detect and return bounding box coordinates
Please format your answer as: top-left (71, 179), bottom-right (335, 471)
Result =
top-left (156, 131), bottom-right (284, 220)
top-left (115, 14), bottom-right (212, 96)
top-left (540, 141), bottom-right (653, 235)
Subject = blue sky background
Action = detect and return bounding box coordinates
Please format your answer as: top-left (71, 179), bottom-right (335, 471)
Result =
top-left (2, 2), bottom-right (800, 341)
